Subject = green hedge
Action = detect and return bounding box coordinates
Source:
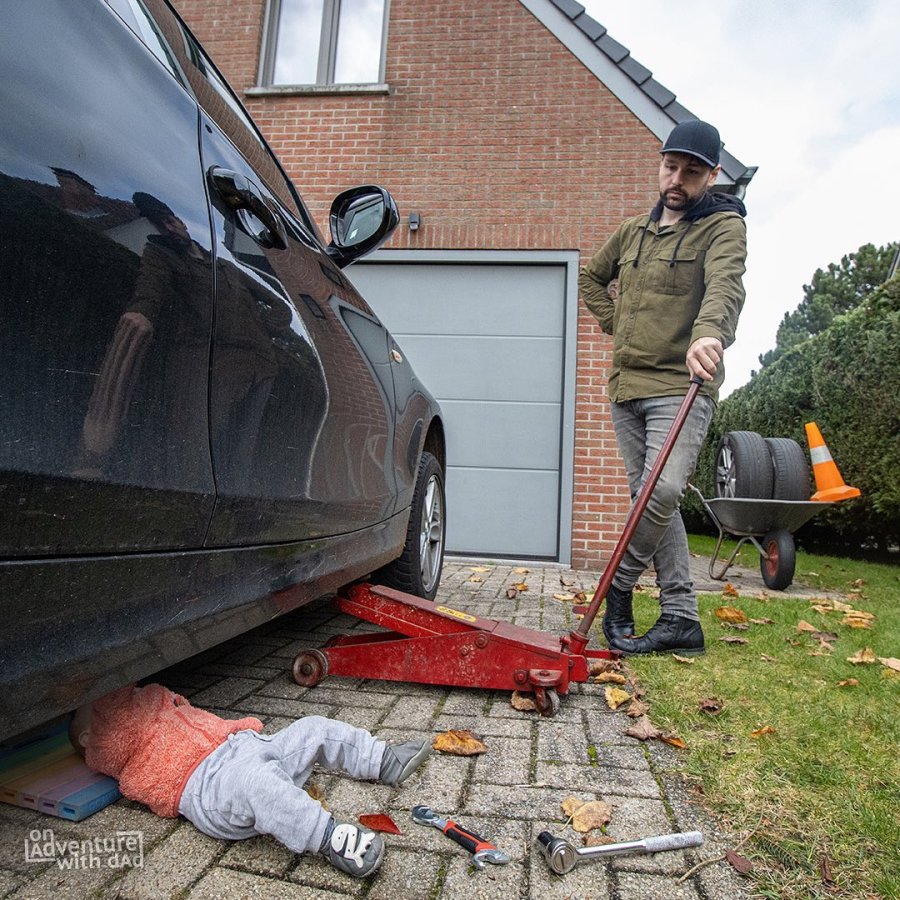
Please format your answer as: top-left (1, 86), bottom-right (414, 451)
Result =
top-left (686, 275), bottom-right (900, 553)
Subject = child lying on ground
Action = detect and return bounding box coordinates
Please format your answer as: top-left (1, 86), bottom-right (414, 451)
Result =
top-left (70, 683), bottom-right (429, 878)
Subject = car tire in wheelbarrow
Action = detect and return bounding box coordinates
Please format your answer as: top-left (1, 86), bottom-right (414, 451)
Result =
top-left (764, 437), bottom-right (810, 500)
top-left (715, 431), bottom-right (774, 499)
top-left (760, 529), bottom-right (796, 590)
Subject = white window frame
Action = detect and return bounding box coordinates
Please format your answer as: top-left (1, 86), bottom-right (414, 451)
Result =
top-left (259, 0), bottom-right (390, 88)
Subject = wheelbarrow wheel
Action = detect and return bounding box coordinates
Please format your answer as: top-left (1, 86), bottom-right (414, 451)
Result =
top-left (292, 649), bottom-right (328, 686)
top-left (760, 529), bottom-right (796, 590)
top-left (715, 431), bottom-right (774, 499)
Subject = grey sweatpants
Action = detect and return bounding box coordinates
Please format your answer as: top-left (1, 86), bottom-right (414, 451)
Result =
top-left (178, 716), bottom-right (386, 855)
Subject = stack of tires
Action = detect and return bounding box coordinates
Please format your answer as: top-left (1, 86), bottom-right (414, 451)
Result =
top-left (714, 432), bottom-right (811, 590)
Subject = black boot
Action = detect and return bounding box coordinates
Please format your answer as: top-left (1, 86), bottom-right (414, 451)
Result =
top-left (609, 613), bottom-right (705, 656)
top-left (602, 583), bottom-right (634, 644)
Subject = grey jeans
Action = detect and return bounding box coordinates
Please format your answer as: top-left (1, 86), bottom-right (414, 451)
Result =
top-left (609, 393), bottom-right (715, 620)
top-left (178, 716), bottom-right (385, 855)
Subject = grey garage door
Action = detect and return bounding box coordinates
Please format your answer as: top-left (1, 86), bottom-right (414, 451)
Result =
top-left (349, 260), bottom-right (567, 559)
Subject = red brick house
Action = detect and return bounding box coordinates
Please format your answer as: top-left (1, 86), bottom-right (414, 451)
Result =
top-left (174, 0), bottom-right (755, 569)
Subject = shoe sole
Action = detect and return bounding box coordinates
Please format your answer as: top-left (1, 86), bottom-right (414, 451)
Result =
top-left (616, 645), bottom-right (706, 657)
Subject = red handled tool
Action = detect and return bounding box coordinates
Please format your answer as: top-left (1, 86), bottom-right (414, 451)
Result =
top-left (292, 378), bottom-right (705, 715)
top-left (412, 805), bottom-right (509, 868)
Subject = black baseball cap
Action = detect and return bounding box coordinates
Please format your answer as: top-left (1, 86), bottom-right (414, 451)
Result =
top-left (660, 120), bottom-right (722, 168)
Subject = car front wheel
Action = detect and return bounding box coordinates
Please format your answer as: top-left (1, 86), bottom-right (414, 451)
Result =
top-left (377, 451), bottom-right (445, 600)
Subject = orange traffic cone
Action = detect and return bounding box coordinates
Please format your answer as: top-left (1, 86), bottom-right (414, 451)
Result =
top-left (804, 422), bottom-right (861, 502)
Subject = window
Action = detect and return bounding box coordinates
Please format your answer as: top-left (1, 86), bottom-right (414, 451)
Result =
top-left (262, 0), bottom-right (387, 87)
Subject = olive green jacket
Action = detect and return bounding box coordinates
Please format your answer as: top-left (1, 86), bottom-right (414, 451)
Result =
top-left (580, 198), bottom-right (747, 403)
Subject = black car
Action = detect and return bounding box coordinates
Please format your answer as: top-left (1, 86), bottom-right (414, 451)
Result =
top-left (0, 0), bottom-right (446, 740)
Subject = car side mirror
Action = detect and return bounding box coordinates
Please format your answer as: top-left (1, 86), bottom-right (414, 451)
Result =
top-left (326, 185), bottom-right (399, 268)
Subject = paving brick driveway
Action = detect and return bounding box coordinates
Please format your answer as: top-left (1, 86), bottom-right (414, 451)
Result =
top-left (0, 559), bottom-right (772, 899)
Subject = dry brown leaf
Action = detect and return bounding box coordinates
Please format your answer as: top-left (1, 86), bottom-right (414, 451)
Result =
top-left (510, 690), bottom-right (537, 712)
top-left (469, 566), bottom-right (491, 573)
top-left (588, 658), bottom-right (621, 677)
top-left (573, 591), bottom-right (588, 604)
top-left (358, 813), bottom-right (401, 834)
top-left (571, 800), bottom-right (613, 833)
top-left (750, 725), bottom-right (776, 738)
top-left (878, 657), bottom-right (900, 672)
top-left (553, 593), bottom-right (576, 602)
top-left (797, 620), bottom-right (818, 633)
top-left (561, 795), bottom-right (587, 818)
top-left (660, 734), bottom-right (687, 749)
top-left (672, 653), bottom-right (696, 663)
top-left (626, 697), bottom-right (650, 718)
top-left (604, 686), bottom-right (631, 709)
top-left (305, 782), bottom-right (328, 809)
top-left (722, 583), bottom-right (740, 598)
top-left (847, 647), bottom-right (877, 665)
top-left (506, 587), bottom-right (518, 599)
top-left (755, 591), bottom-right (771, 601)
top-left (760, 654), bottom-right (777, 663)
top-left (513, 567), bottom-right (530, 575)
top-left (837, 678), bottom-right (859, 687)
top-left (721, 636), bottom-right (749, 645)
top-left (593, 671), bottom-right (627, 685)
top-left (468, 575), bottom-right (483, 583)
top-left (624, 715), bottom-right (661, 741)
top-left (726, 849), bottom-right (753, 874)
top-left (750, 617), bottom-right (775, 625)
top-left (583, 833), bottom-right (617, 848)
top-left (715, 606), bottom-right (748, 624)
top-left (432, 729), bottom-right (487, 756)
top-left (559, 574), bottom-right (576, 587)
top-left (512, 581), bottom-right (529, 592)
top-left (699, 697), bottom-right (725, 715)
top-left (842, 613), bottom-right (874, 629)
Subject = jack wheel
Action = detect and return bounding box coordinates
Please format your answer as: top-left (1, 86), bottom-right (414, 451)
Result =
top-left (292, 649), bottom-right (328, 687)
top-left (534, 687), bottom-right (560, 718)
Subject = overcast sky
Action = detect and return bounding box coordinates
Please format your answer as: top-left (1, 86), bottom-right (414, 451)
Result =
top-left (580, 0), bottom-right (900, 397)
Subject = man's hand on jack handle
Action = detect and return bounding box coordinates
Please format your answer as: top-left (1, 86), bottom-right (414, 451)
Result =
top-left (686, 336), bottom-right (723, 382)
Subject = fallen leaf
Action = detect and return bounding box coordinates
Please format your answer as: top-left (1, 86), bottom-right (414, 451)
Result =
top-left (850, 578), bottom-right (865, 589)
top-left (726, 849), bottom-right (753, 874)
top-left (506, 587), bottom-right (518, 599)
top-left (305, 782), bottom-right (328, 807)
top-left (750, 725), bottom-right (776, 738)
top-left (469, 566), bottom-right (491, 573)
top-left (721, 636), bottom-right (749, 645)
top-left (468, 575), bottom-right (483, 583)
top-left (588, 659), bottom-right (621, 677)
top-left (624, 715), bottom-right (661, 741)
top-left (837, 678), bottom-right (859, 687)
top-left (797, 620), bottom-right (818, 633)
top-left (513, 567), bottom-right (530, 575)
top-left (847, 647), bottom-right (877, 665)
top-left (512, 581), bottom-right (529, 592)
top-left (819, 854), bottom-right (835, 888)
top-left (583, 833), bottom-right (617, 848)
top-left (573, 591), bottom-right (587, 604)
top-left (593, 671), bottom-right (627, 685)
top-left (358, 813), bottom-right (401, 834)
top-left (560, 575), bottom-right (576, 587)
top-left (561, 795), bottom-right (587, 818)
top-left (672, 653), bottom-right (696, 663)
top-left (811, 630), bottom-right (838, 643)
top-left (604, 686), bottom-right (631, 709)
top-left (750, 617), bottom-right (775, 625)
top-left (755, 591), bottom-right (771, 601)
top-left (878, 657), bottom-right (900, 672)
top-left (813, 638), bottom-right (835, 654)
top-left (553, 593), bottom-right (576, 602)
top-left (571, 800), bottom-right (613, 833)
top-left (510, 690), bottom-right (537, 712)
top-left (760, 654), bottom-right (777, 663)
top-left (432, 729), bottom-right (487, 756)
top-left (722, 583), bottom-right (740, 598)
top-left (660, 734), bottom-right (687, 749)
top-left (842, 612), bottom-right (874, 629)
top-left (699, 697), bottom-right (725, 715)
top-left (626, 698), bottom-right (650, 718)
top-left (724, 622), bottom-right (750, 631)
top-left (715, 606), bottom-right (748, 624)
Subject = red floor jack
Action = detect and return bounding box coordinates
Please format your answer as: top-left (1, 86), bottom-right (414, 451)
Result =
top-left (293, 378), bottom-right (704, 716)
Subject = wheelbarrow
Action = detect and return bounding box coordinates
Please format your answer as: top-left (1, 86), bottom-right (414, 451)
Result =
top-left (687, 483), bottom-right (833, 590)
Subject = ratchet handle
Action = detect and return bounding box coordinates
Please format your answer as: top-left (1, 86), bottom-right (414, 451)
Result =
top-left (443, 821), bottom-right (495, 854)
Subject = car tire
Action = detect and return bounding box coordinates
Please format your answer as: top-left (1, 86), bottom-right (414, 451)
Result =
top-left (760, 529), bottom-right (796, 590)
top-left (714, 431), bottom-right (774, 499)
top-left (376, 451), bottom-right (445, 600)
top-left (764, 437), bottom-right (810, 500)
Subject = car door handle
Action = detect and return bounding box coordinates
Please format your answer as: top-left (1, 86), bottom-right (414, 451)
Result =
top-left (208, 166), bottom-right (287, 250)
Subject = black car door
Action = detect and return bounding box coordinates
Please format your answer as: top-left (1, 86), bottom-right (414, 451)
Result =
top-left (0, 0), bottom-right (216, 557)
top-left (156, 18), bottom-right (398, 545)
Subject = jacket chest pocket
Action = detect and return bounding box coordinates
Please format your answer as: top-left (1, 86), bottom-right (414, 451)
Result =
top-left (654, 249), bottom-right (701, 296)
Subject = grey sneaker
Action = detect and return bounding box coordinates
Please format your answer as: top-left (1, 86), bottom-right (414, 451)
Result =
top-left (379, 739), bottom-right (430, 787)
top-left (320, 818), bottom-right (384, 877)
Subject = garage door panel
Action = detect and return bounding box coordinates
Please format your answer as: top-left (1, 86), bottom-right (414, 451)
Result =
top-left (442, 400), bottom-right (560, 469)
top-left (351, 264), bottom-right (564, 337)
top-left (397, 335), bottom-right (562, 402)
top-left (446, 468), bottom-right (558, 558)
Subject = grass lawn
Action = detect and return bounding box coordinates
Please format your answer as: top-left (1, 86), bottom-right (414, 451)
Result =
top-left (620, 535), bottom-right (899, 899)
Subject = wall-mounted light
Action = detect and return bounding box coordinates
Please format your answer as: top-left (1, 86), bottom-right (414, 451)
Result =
top-left (408, 211), bottom-right (420, 232)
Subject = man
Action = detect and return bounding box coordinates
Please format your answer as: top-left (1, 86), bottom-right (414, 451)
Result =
top-left (579, 120), bottom-right (747, 655)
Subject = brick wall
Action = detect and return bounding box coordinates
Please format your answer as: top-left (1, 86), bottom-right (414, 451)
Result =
top-left (175, 0), bottom-right (662, 569)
